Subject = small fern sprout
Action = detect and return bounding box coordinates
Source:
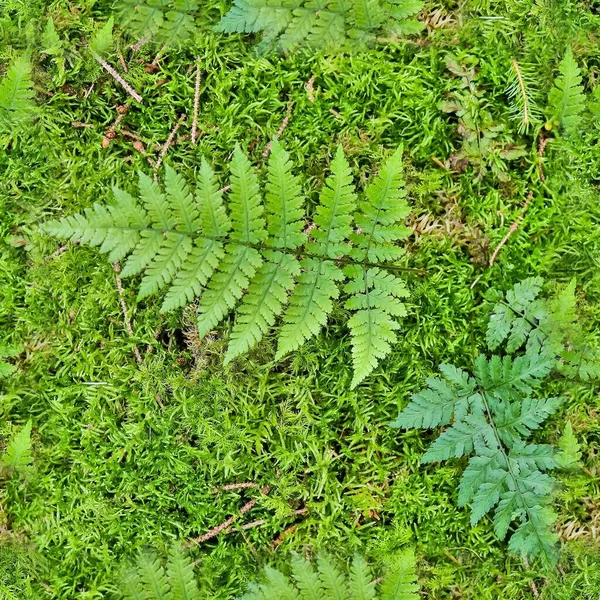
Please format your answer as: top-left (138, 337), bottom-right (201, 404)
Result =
top-left (243, 551), bottom-right (419, 600)
top-left (41, 143), bottom-right (413, 386)
top-left (546, 46), bottom-right (586, 134)
top-left (1, 420), bottom-right (33, 477)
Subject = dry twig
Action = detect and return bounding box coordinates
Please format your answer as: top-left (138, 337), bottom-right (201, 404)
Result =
top-left (186, 487), bottom-right (270, 546)
top-left (154, 114), bottom-right (187, 175)
top-left (113, 262), bottom-right (143, 364)
top-left (489, 191), bottom-right (534, 266)
top-left (263, 101), bottom-right (294, 157)
top-left (192, 61), bottom-right (202, 144)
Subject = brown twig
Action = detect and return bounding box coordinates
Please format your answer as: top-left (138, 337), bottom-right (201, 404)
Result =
top-left (305, 75), bottom-right (316, 102)
top-left (118, 52), bottom-right (128, 73)
top-left (211, 482), bottom-right (260, 493)
top-left (151, 43), bottom-right (168, 69)
top-left (263, 101), bottom-right (294, 157)
top-left (185, 487), bottom-right (270, 547)
top-left (91, 52), bottom-right (143, 103)
top-left (154, 114), bottom-right (186, 175)
top-left (130, 37), bottom-right (149, 52)
top-left (489, 191), bottom-right (534, 266)
top-left (537, 136), bottom-right (550, 182)
top-left (192, 61), bottom-right (202, 144)
top-left (72, 122), bottom-right (94, 129)
top-left (113, 262), bottom-right (143, 364)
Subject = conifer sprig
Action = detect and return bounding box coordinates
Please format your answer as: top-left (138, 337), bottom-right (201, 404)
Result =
top-left (41, 143), bottom-right (412, 386)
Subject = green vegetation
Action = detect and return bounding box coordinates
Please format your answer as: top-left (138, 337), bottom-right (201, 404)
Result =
top-left (1, 0), bottom-right (600, 598)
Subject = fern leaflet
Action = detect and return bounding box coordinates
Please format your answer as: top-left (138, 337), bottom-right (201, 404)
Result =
top-left (1, 421), bottom-right (33, 475)
top-left (0, 54), bottom-right (35, 132)
top-left (388, 280), bottom-right (597, 563)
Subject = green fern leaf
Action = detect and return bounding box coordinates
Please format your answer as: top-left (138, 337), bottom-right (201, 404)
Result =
top-left (1, 421), bottom-right (33, 474)
top-left (391, 365), bottom-right (477, 430)
top-left (197, 146), bottom-right (266, 337)
top-left (344, 147), bottom-right (410, 387)
top-left (486, 277), bottom-right (544, 351)
top-left (217, 0), bottom-right (423, 53)
top-left (547, 46), bottom-right (586, 134)
top-left (90, 16), bottom-right (115, 56)
top-left (495, 397), bottom-right (563, 446)
top-left (41, 145), bottom-right (412, 386)
top-left (317, 554), bottom-right (347, 600)
top-left (276, 146), bottom-right (356, 358)
top-left (224, 141), bottom-right (305, 361)
top-left (116, 0), bottom-right (198, 44)
top-left (122, 571), bottom-right (146, 600)
top-left (379, 549), bottom-right (419, 600)
top-left (0, 54), bottom-right (35, 131)
top-left (166, 544), bottom-right (201, 600)
top-left (458, 449), bottom-right (499, 507)
top-left (422, 415), bottom-right (496, 463)
top-left (138, 552), bottom-right (171, 600)
top-left (508, 504), bottom-right (558, 563)
top-left (348, 554), bottom-right (376, 600)
top-left (290, 554), bottom-right (323, 600)
top-left (555, 421), bottom-right (582, 469)
top-left (161, 159), bottom-right (229, 312)
top-left (470, 469), bottom-right (509, 525)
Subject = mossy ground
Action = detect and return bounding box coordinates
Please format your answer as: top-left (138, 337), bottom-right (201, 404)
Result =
top-left (1, 0), bottom-right (600, 598)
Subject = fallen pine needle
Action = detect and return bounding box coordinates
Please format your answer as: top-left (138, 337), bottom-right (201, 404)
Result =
top-left (113, 262), bottom-right (142, 364)
top-left (192, 61), bottom-right (202, 144)
top-left (154, 114), bottom-right (186, 175)
top-left (489, 191), bottom-right (534, 266)
top-left (263, 101), bottom-right (294, 157)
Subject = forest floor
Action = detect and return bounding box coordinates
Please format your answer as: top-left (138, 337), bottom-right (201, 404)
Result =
top-left (1, 0), bottom-right (600, 598)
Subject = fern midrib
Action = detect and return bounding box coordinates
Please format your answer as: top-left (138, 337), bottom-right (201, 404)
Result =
top-left (58, 219), bottom-right (421, 273)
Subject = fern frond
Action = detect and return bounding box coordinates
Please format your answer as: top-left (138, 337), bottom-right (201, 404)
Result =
top-left (0, 54), bottom-right (35, 131)
top-left (393, 339), bottom-right (563, 562)
top-left (116, 0), bottom-right (198, 44)
top-left (197, 146), bottom-right (266, 336)
top-left (487, 278), bottom-right (599, 379)
top-left (245, 552), bottom-right (419, 599)
top-left (137, 552), bottom-right (171, 600)
top-left (161, 159), bottom-right (229, 312)
top-left (0, 344), bottom-right (20, 378)
top-left (276, 146), bottom-right (356, 358)
top-left (348, 554), bottom-right (376, 600)
top-left (217, 0), bottom-right (423, 53)
top-left (41, 145), bottom-right (412, 386)
top-left (547, 46), bottom-right (586, 134)
top-left (290, 553), bottom-right (323, 600)
top-left (317, 554), bottom-right (347, 600)
top-left (166, 543), bottom-right (201, 600)
top-left (379, 549), bottom-right (419, 600)
top-left (555, 421), bottom-right (582, 469)
top-left (345, 147), bottom-right (410, 387)
top-left (1, 421), bottom-right (33, 475)
top-left (90, 16), bottom-right (115, 56)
